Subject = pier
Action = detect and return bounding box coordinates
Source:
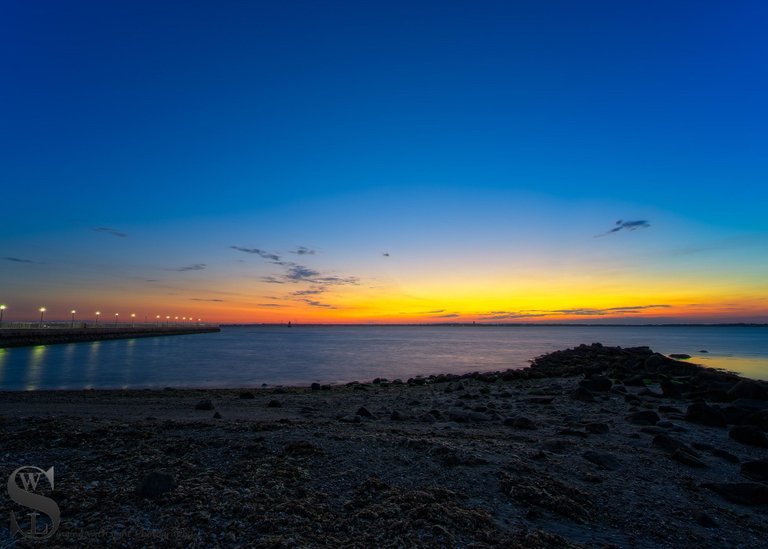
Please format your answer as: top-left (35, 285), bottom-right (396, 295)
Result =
top-left (0, 323), bottom-right (220, 348)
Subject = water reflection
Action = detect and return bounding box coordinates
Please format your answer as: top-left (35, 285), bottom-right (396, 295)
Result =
top-left (0, 348), bottom-right (6, 386)
top-left (83, 341), bottom-right (101, 389)
top-left (693, 355), bottom-right (768, 381)
top-left (25, 345), bottom-right (47, 391)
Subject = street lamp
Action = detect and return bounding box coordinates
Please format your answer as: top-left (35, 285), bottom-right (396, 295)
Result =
top-left (156, 314), bottom-right (160, 327)
top-left (114, 313), bottom-right (119, 327)
top-left (131, 313), bottom-right (136, 327)
top-left (0, 304), bottom-right (6, 327)
top-left (165, 315), bottom-right (170, 326)
top-left (71, 310), bottom-right (76, 328)
top-left (39, 307), bottom-right (46, 328)
top-left (95, 311), bottom-right (101, 325)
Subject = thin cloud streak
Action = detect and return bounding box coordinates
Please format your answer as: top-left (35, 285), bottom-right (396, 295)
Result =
top-left (94, 227), bottom-right (128, 238)
top-left (167, 263), bottom-right (206, 272)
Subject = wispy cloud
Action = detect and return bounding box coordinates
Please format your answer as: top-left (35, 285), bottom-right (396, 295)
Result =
top-left (434, 313), bottom-right (460, 318)
top-left (189, 298), bottom-right (224, 302)
top-left (292, 287), bottom-right (325, 296)
top-left (290, 246), bottom-right (316, 256)
top-left (477, 304), bottom-right (671, 320)
top-left (302, 299), bottom-right (336, 309)
top-left (230, 246), bottom-right (281, 262)
top-left (94, 227), bottom-right (127, 238)
top-left (3, 256), bottom-right (36, 264)
top-left (596, 219), bottom-right (650, 237)
top-left (258, 303), bottom-right (285, 308)
top-left (167, 263), bottom-right (206, 272)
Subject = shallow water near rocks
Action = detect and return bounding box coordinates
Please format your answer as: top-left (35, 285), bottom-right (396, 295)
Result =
top-left (0, 325), bottom-right (766, 390)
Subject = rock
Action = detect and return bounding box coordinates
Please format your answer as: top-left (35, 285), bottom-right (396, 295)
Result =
top-left (690, 442), bottom-right (739, 464)
top-left (136, 471), bottom-right (176, 499)
top-left (195, 399), bottom-right (214, 411)
top-left (338, 415), bottom-right (361, 423)
top-left (626, 411), bottom-right (660, 425)
top-left (731, 398), bottom-right (768, 411)
top-left (390, 410), bottom-right (405, 421)
top-left (213, 412), bottom-right (222, 419)
top-left (741, 459), bottom-right (768, 482)
top-left (418, 413), bottom-right (437, 423)
top-left (528, 396), bottom-right (555, 404)
top-left (356, 406), bottom-right (373, 418)
top-left (669, 353), bottom-right (691, 359)
top-left (579, 375), bottom-right (612, 392)
top-left (729, 425), bottom-right (768, 448)
top-left (652, 434), bottom-right (697, 455)
top-left (310, 383), bottom-right (321, 391)
top-left (570, 387), bottom-right (595, 402)
top-left (692, 511), bottom-right (718, 528)
top-left (238, 391), bottom-right (255, 399)
top-left (684, 401), bottom-right (727, 427)
top-left (585, 422), bottom-right (609, 434)
top-left (558, 428), bottom-right (589, 438)
top-left (727, 380), bottom-right (768, 401)
top-left (703, 482), bottom-right (768, 505)
top-left (658, 405), bottom-right (682, 414)
top-left (447, 410), bottom-right (491, 423)
top-left (321, 384), bottom-right (332, 391)
top-left (743, 410), bottom-right (768, 431)
top-left (582, 451), bottom-right (621, 471)
top-left (645, 354), bottom-right (666, 370)
top-left (671, 448), bottom-right (707, 468)
top-left (504, 417), bottom-right (536, 430)
top-left (267, 399), bottom-right (282, 408)
top-left (638, 388), bottom-right (663, 398)
top-left (428, 409), bottom-right (443, 420)
top-left (624, 376), bottom-right (647, 387)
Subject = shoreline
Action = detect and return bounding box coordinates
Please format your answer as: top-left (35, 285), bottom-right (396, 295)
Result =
top-left (3, 344), bottom-right (768, 547)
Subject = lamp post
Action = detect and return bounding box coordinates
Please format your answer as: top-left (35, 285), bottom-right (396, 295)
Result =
top-left (156, 315), bottom-right (160, 327)
top-left (71, 310), bottom-right (76, 328)
top-left (39, 307), bottom-right (46, 328)
top-left (0, 304), bottom-right (6, 327)
top-left (131, 313), bottom-right (136, 327)
top-left (95, 311), bottom-right (101, 326)
top-left (165, 315), bottom-right (170, 327)
top-left (114, 313), bottom-right (119, 327)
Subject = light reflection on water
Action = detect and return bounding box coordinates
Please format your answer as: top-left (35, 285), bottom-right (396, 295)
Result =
top-left (25, 345), bottom-right (47, 391)
top-left (0, 325), bottom-right (766, 390)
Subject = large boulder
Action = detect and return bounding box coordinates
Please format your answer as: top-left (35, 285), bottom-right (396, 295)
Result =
top-left (727, 380), bottom-right (768, 401)
top-left (684, 401), bottom-right (727, 427)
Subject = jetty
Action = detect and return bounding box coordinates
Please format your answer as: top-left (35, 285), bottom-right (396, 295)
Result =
top-left (0, 323), bottom-right (220, 348)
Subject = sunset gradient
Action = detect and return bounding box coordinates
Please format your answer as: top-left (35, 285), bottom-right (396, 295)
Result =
top-left (1, 1), bottom-right (766, 324)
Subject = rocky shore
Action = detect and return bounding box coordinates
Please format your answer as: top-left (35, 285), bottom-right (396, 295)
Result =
top-left (2, 344), bottom-right (767, 548)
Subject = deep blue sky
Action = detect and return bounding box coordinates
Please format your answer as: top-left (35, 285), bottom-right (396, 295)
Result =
top-left (1, 1), bottom-right (767, 322)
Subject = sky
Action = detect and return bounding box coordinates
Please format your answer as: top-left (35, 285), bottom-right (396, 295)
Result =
top-left (1, 0), bottom-right (767, 324)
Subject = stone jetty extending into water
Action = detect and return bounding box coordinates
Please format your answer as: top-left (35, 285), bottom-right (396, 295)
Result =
top-left (0, 325), bottom-right (220, 348)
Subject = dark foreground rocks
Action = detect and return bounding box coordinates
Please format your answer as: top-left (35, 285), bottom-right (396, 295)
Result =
top-left (1, 343), bottom-right (767, 548)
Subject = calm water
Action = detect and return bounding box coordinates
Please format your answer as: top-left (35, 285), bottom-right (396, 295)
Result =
top-left (0, 325), bottom-right (766, 391)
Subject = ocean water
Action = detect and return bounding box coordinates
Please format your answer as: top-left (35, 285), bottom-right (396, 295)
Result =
top-left (0, 325), bottom-right (766, 391)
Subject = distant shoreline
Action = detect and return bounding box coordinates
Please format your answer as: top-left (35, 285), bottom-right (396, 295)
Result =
top-left (221, 322), bottom-right (768, 327)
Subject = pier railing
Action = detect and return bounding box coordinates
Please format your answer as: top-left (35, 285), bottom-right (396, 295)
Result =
top-left (0, 321), bottom-right (219, 330)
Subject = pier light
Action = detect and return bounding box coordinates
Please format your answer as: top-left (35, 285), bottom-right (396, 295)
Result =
top-left (131, 313), bottom-right (136, 327)
top-left (95, 311), bottom-right (101, 325)
top-left (71, 309), bottom-right (76, 327)
top-left (39, 307), bottom-right (46, 327)
top-left (114, 313), bottom-right (119, 327)
top-left (0, 304), bottom-right (6, 325)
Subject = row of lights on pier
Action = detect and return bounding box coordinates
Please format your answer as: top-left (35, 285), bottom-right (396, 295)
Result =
top-left (0, 304), bottom-right (201, 327)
